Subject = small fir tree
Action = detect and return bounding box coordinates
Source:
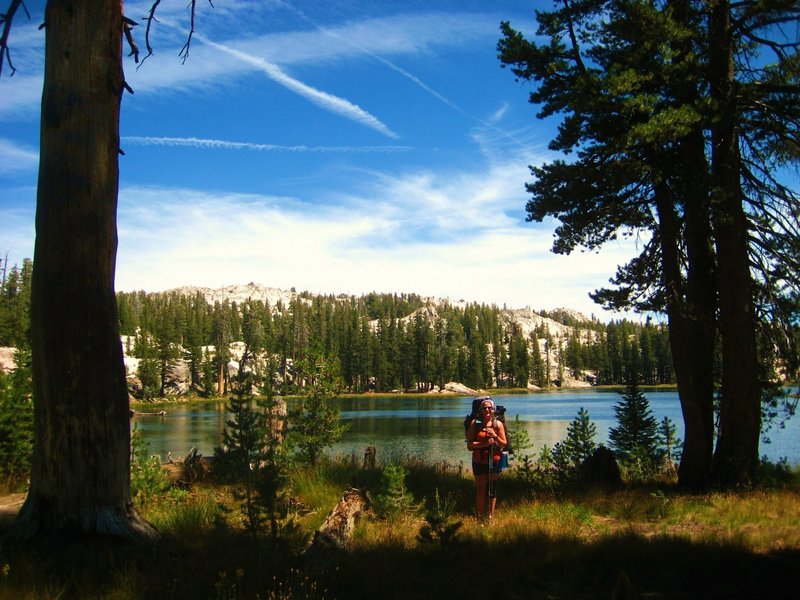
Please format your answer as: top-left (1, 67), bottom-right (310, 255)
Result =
top-left (561, 406), bottom-right (597, 466)
top-left (286, 354), bottom-right (349, 466)
top-left (506, 414), bottom-right (532, 460)
top-left (550, 407), bottom-right (597, 480)
top-left (215, 371), bottom-right (287, 539)
top-left (608, 379), bottom-right (660, 480)
top-left (373, 463), bottom-right (416, 519)
top-left (658, 416), bottom-right (682, 466)
top-left (417, 488), bottom-right (462, 546)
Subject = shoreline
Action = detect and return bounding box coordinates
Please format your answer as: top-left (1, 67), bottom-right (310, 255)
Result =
top-left (129, 384), bottom-right (682, 411)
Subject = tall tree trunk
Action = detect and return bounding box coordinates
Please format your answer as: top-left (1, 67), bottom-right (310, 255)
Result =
top-left (654, 159), bottom-right (715, 490)
top-left (708, 0), bottom-right (761, 486)
top-left (8, 0), bottom-right (156, 540)
top-left (656, 0), bottom-right (719, 490)
top-left (675, 127), bottom-right (717, 490)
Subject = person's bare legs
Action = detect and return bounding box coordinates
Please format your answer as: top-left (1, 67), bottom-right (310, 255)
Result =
top-left (487, 473), bottom-right (498, 518)
top-left (475, 474), bottom-right (488, 519)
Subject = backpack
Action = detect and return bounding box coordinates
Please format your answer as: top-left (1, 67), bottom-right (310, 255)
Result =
top-left (463, 398), bottom-right (484, 435)
top-left (463, 398), bottom-right (514, 455)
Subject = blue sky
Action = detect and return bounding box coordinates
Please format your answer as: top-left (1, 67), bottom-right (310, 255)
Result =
top-left (0, 0), bottom-right (643, 320)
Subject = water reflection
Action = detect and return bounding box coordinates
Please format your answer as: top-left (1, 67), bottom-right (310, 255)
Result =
top-left (133, 390), bottom-right (799, 467)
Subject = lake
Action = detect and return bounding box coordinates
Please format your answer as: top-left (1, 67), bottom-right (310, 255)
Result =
top-left (133, 388), bottom-right (800, 467)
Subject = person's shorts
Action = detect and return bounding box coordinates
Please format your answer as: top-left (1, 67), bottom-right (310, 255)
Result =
top-left (472, 460), bottom-right (502, 476)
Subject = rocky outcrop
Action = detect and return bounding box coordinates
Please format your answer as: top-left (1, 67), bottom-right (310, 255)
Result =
top-left (0, 347), bottom-right (15, 373)
top-left (425, 381), bottom-right (481, 395)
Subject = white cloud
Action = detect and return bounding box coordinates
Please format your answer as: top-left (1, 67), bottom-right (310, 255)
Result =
top-left (0, 188), bottom-right (35, 263)
top-left (0, 75), bottom-right (43, 121)
top-left (115, 156), bottom-right (641, 320)
top-left (0, 139), bottom-right (39, 174)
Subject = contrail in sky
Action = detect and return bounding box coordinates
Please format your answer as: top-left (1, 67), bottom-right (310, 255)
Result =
top-left (197, 35), bottom-right (399, 140)
top-left (278, 2), bottom-right (530, 151)
top-left (122, 136), bottom-right (412, 153)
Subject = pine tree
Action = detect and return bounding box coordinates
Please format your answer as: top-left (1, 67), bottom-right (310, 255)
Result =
top-left (608, 379), bottom-right (660, 480)
top-left (286, 354), bottom-right (349, 466)
top-left (552, 407), bottom-right (597, 476)
top-left (214, 371), bottom-right (287, 538)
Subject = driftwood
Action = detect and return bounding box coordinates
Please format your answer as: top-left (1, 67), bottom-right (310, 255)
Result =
top-left (302, 487), bottom-right (369, 568)
top-left (162, 447), bottom-right (212, 486)
top-left (130, 409), bottom-right (167, 417)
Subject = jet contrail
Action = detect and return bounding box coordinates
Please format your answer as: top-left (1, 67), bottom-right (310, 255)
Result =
top-left (122, 136), bottom-right (412, 153)
top-left (198, 35), bottom-right (399, 140)
top-left (277, 3), bottom-right (530, 151)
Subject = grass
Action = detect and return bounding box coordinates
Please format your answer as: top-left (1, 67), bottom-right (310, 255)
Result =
top-left (1, 460), bottom-right (799, 600)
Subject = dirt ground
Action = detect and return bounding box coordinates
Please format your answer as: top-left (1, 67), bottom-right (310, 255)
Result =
top-left (0, 493), bottom-right (25, 530)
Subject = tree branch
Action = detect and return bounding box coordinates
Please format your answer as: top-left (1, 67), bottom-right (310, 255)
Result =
top-left (142, 0), bottom-right (213, 67)
top-left (179, 0), bottom-right (214, 64)
top-left (123, 14), bottom-right (139, 63)
top-left (141, 0), bottom-right (162, 66)
top-left (0, 0), bottom-right (30, 77)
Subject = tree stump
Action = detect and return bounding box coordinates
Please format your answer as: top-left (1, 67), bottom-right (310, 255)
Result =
top-left (363, 445), bottom-right (376, 470)
top-left (162, 447), bottom-right (212, 487)
top-left (302, 487), bottom-right (369, 569)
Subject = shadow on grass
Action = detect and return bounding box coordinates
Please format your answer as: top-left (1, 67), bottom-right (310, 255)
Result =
top-left (329, 532), bottom-right (800, 600)
top-left (3, 523), bottom-right (798, 599)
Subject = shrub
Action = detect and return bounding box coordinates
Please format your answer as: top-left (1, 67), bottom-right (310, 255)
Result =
top-left (373, 463), bottom-right (416, 519)
top-left (417, 488), bottom-right (462, 546)
top-left (130, 423), bottom-right (170, 506)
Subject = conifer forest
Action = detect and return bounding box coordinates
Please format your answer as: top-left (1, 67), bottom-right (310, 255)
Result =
top-left (0, 259), bottom-right (675, 398)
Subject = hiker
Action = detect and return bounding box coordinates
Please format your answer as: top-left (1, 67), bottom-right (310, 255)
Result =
top-left (466, 396), bottom-right (507, 521)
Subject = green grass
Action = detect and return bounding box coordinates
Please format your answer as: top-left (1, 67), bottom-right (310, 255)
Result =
top-left (2, 460), bottom-right (799, 599)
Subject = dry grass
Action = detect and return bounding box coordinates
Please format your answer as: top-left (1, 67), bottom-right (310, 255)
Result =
top-left (1, 461), bottom-right (799, 599)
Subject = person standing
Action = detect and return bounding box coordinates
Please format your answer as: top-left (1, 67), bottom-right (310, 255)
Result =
top-left (466, 397), bottom-right (507, 521)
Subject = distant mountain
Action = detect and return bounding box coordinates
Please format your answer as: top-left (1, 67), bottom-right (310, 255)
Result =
top-left (167, 283), bottom-right (296, 309)
top-left (165, 283), bottom-right (591, 338)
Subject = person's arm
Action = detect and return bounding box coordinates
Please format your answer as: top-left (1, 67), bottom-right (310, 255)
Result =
top-left (496, 420), bottom-right (508, 449)
top-left (467, 422), bottom-right (490, 451)
top-left (466, 421), bottom-right (476, 449)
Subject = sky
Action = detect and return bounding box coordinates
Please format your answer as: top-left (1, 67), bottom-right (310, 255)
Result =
top-left (0, 0), bottom-right (645, 321)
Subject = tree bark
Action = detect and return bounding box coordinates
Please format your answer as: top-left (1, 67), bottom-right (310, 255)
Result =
top-left (7, 0), bottom-right (156, 540)
top-left (708, 0), bottom-right (761, 486)
top-left (654, 0), bottom-right (718, 490)
top-left (654, 160), bottom-right (715, 490)
top-left (675, 128), bottom-right (718, 491)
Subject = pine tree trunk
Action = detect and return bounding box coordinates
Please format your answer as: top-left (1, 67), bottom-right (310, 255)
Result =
top-left (7, 0), bottom-right (156, 540)
top-left (708, 0), bottom-right (761, 486)
top-left (654, 167), bottom-right (715, 490)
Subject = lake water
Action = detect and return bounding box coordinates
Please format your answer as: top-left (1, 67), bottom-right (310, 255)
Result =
top-left (133, 388), bottom-right (800, 467)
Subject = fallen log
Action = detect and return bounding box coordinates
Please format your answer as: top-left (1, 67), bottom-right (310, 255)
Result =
top-left (130, 409), bottom-right (167, 417)
top-left (302, 487), bottom-right (369, 568)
